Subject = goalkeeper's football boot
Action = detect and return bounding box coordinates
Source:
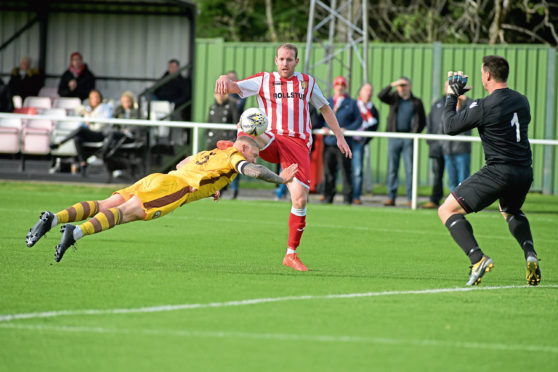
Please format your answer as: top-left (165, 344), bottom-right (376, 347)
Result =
top-left (526, 254), bottom-right (541, 286)
top-left (283, 253), bottom-right (308, 271)
top-left (466, 255), bottom-right (494, 286)
top-left (54, 224), bottom-right (76, 262)
top-left (26, 211), bottom-right (54, 247)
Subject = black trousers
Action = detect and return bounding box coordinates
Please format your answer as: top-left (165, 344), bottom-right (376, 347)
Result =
top-left (430, 155), bottom-right (445, 205)
top-left (323, 144), bottom-right (353, 203)
top-left (60, 126), bottom-right (105, 163)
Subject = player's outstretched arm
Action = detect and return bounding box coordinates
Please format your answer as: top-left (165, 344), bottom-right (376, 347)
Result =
top-left (242, 163), bottom-right (298, 184)
top-left (215, 75), bottom-right (241, 95)
top-left (320, 104), bottom-right (352, 159)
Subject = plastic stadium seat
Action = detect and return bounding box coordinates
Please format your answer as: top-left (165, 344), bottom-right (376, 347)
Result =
top-left (12, 95), bottom-right (22, 109)
top-left (22, 120), bottom-right (53, 155)
top-left (38, 87), bottom-right (59, 103)
top-left (53, 97), bottom-right (82, 115)
top-left (50, 120), bottom-right (81, 156)
top-left (150, 100), bottom-right (173, 138)
top-left (14, 107), bottom-right (37, 115)
top-left (23, 96), bottom-right (52, 110)
top-left (0, 118), bottom-right (23, 154)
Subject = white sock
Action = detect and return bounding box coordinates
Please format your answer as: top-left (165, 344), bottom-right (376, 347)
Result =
top-left (51, 215), bottom-right (58, 228)
top-left (286, 248), bottom-right (297, 255)
top-left (73, 226), bottom-right (84, 241)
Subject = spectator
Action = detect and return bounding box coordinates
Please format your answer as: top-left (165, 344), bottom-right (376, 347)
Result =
top-left (58, 52), bottom-right (95, 101)
top-left (353, 82), bottom-right (379, 205)
top-left (103, 90), bottom-right (143, 157)
top-left (424, 82), bottom-right (472, 208)
top-left (226, 70), bottom-right (247, 113)
top-left (8, 56), bottom-right (43, 101)
top-left (50, 89), bottom-right (112, 176)
top-left (153, 59), bottom-right (191, 120)
top-left (321, 76), bottom-right (362, 204)
top-left (0, 78), bottom-right (13, 112)
top-left (206, 91), bottom-right (241, 198)
top-left (442, 98), bottom-right (472, 192)
top-left (378, 76), bottom-right (426, 207)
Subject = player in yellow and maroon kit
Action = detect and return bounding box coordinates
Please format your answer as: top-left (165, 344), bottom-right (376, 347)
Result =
top-left (26, 136), bottom-right (298, 262)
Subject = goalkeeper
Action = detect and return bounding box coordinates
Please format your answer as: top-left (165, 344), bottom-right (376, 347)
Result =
top-left (438, 56), bottom-right (540, 286)
top-left (26, 136), bottom-right (298, 262)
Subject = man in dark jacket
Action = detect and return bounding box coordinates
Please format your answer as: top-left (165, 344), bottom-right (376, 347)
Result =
top-left (58, 52), bottom-right (95, 101)
top-left (153, 59), bottom-right (191, 120)
top-left (8, 57), bottom-right (43, 101)
top-left (320, 76), bottom-right (362, 204)
top-left (378, 76), bottom-right (425, 206)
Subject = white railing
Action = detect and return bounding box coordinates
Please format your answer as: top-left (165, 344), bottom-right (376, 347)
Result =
top-left (2, 112), bottom-right (558, 209)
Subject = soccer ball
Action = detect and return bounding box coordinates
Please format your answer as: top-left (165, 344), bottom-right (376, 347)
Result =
top-left (239, 108), bottom-right (268, 136)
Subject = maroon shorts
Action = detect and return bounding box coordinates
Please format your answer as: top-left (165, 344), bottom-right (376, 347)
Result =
top-left (260, 134), bottom-right (311, 188)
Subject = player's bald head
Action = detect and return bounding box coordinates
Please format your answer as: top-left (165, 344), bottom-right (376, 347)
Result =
top-left (276, 43), bottom-right (298, 59)
top-left (234, 135), bottom-right (260, 150)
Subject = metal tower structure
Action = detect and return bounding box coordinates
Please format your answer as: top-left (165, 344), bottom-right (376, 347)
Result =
top-left (304, 0), bottom-right (368, 94)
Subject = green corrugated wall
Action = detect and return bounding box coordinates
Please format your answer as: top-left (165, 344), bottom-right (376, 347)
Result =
top-left (193, 40), bottom-right (558, 194)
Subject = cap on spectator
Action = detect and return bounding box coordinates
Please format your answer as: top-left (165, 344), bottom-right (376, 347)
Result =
top-left (70, 52), bottom-right (83, 60)
top-left (333, 76), bottom-right (347, 87)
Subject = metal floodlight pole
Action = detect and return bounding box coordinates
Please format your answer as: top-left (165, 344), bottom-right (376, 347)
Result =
top-left (305, 0), bottom-right (369, 93)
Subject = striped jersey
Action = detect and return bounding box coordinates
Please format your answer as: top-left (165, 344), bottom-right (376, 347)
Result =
top-left (237, 71), bottom-right (328, 146)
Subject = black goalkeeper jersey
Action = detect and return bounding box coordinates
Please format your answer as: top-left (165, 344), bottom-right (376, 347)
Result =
top-left (442, 88), bottom-right (532, 167)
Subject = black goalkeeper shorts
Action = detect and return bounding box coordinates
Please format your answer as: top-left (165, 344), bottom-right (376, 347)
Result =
top-left (452, 164), bottom-right (533, 214)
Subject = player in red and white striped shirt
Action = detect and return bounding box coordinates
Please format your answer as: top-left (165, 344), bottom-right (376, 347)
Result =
top-left (216, 43), bottom-right (351, 271)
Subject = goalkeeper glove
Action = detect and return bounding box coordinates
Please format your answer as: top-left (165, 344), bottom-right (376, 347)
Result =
top-left (447, 71), bottom-right (471, 97)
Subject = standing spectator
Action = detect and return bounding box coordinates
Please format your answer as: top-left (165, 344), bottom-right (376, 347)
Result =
top-left (8, 56), bottom-right (43, 101)
top-left (58, 52), bottom-right (95, 101)
top-left (226, 70), bottom-right (246, 113)
top-left (153, 59), bottom-right (191, 120)
top-left (321, 76), bottom-right (362, 204)
top-left (206, 91), bottom-right (241, 198)
top-left (0, 78), bottom-right (12, 112)
top-left (439, 57), bottom-right (539, 286)
top-left (442, 116), bottom-right (472, 192)
top-left (423, 83), bottom-right (448, 209)
top-left (215, 43), bottom-right (351, 271)
top-left (50, 89), bottom-right (112, 176)
top-left (353, 82), bottom-right (379, 205)
top-left (378, 76), bottom-right (426, 207)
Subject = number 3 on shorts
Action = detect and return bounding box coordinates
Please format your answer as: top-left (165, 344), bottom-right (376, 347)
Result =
top-left (511, 112), bottom-right (520, 142)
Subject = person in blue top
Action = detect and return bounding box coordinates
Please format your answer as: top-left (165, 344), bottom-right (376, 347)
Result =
top-left (319, 76), bottom-right (363, 204)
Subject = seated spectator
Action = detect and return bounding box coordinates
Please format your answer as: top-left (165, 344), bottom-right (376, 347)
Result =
top-left (103, 91), bottom-right (144, 158)
top-left (8, 57), bottom-right (43, 101)
top-left (50, 89), bottom-right (112, 176)
top-left (58, 52), bottom-right (95, 101)
top-left (153, 59), bottom-right (191, 120)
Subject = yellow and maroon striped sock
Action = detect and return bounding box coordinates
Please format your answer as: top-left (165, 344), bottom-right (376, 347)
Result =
top-left (56, 201), bottom-right (99, 224)
top-left (80, 208), bottom-right (123, 236)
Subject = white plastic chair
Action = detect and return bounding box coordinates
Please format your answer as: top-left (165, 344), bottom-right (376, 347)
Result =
top-left (38, 87), bottom-right (59, 104)
top-left (12, 95), bottom-right (23, 109)
top-left (22, 120), bottom-right (53, 155)
top-left (53, 97), bottom-right (82, 115)
top-left (150, 100), bottom-right (173, 138)
top-left (0, 118), bottom-right (23, 154)
top-left (23, 96), bottom-right (52, 110)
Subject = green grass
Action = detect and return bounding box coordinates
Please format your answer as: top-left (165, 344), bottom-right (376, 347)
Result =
top-left (1, 181), bottom-right (557, 371)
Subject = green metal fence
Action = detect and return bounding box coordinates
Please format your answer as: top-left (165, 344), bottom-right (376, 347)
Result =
top-left (193, 39), bottom-right (558, 194)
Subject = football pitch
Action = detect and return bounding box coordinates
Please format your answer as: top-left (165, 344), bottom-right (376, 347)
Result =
top-left (1, 181), bottom-right (557, 371)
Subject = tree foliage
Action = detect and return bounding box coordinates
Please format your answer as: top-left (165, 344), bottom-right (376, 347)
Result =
top-left (195, 0), bottom-right (558, 48)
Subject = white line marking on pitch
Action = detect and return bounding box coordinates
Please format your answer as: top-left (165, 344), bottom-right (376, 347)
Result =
top-left (1, 323), bottom-right (557, 354)
top-left (1, 285), bottom-right (556, 323)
